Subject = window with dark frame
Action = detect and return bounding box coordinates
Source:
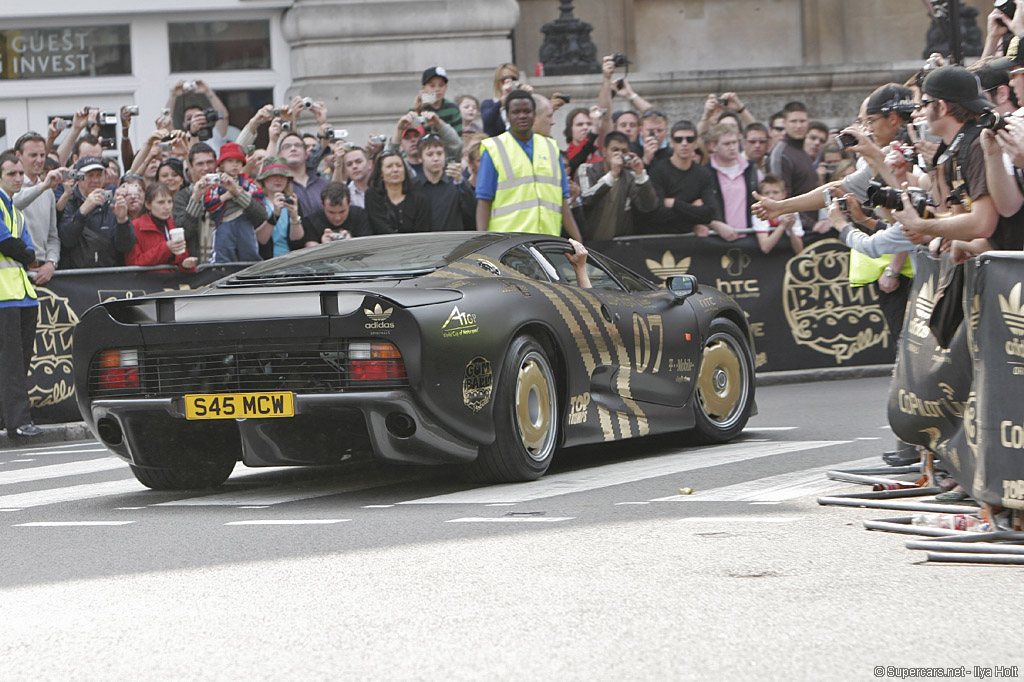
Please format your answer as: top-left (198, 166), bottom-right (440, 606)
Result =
top-left (168, 20), bottom-right (271, 72)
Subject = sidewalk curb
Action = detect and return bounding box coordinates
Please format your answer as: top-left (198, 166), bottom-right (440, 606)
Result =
top-left (1, 365), bottom-right (894, 450)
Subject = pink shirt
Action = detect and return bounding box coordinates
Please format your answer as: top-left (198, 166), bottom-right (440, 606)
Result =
top-left (710, 156), bottom-right (761, 229)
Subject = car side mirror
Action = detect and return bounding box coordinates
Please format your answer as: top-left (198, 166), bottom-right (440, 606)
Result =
top-left (666, 274), bottom-right (698, 302)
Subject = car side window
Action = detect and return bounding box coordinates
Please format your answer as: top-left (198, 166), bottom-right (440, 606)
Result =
top-left (540, 249), bottom-right (623, 291)
top-left (500, 247), bottom-right (551, 282)
top-left (591, 253), bottom-right (653, 293)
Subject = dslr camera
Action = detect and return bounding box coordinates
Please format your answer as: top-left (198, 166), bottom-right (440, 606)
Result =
top-left (866, 181), bottom-right (935, 218)
top-left (195, 108), bottom-right (222, 141)
top-left (978, 110), bottom-right (1009, 133)
top-left (611, 53), bottom-right (630, 67)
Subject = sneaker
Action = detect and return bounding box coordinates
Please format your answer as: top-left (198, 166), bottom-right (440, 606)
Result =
top-left (14, 424), bottom-right (43, 437)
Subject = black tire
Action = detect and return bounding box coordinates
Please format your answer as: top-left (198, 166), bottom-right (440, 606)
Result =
top-left (129, 457), bottom-right (236, 491)
top-left (466, 336), bottom-right (558, 482)
top-left (692, 318), bottom-right (755, 443)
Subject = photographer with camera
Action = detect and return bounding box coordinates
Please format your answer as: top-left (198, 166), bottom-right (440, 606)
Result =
top-left (696, 92), bottom-right (757, 138)
top-left (174, 142), bottom-right (219, 261)
top-left (981, 0), bottom-right (1024, 58)
top-left (577, 131), bottom-right (658, 240)
top-left (168, 80), bottom-right (230, 154)
top-left (276, 131), bottom-right (328, 218)
top-left (413, 134), bottom-right (475, 231)
top-left (58, 156), bottom-right (134, 269)
top-left (202, 142), bottom-right (268, 263)
top-left (895, 66), bottom-right (1001, 248)
top-left (415, 67), bottom-right (463, 137)
top-left (299, 182), bottom-right (371, 247)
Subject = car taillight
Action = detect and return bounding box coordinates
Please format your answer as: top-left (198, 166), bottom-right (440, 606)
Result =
top-left (349, 341), bottom-right (406, 381)
top-left (97, 349), bottom-right (140, 390)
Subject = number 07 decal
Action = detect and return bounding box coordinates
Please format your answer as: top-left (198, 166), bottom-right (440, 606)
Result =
top-left (632, 313), bottom-right (663, 373)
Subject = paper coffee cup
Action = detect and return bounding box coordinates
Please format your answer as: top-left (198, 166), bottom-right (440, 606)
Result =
top-left (168, 228), bottom-right (185, 242)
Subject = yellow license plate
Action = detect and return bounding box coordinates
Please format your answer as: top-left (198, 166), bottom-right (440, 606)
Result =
top-left (184, 392), bottom-right (295, 420)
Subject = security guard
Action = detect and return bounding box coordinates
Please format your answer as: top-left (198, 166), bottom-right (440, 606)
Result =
top-left (475, 89), bottom-right (582, 241)
top-left (0, 152), bottom-right (42, 438)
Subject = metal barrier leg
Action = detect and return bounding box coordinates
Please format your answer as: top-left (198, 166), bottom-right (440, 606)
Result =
top-left (862, 517), bottom-right (973, 537)
top-left (817, 496), bottom-right (981, 513)
top-left (924, 552), bottom-right (1024, 565)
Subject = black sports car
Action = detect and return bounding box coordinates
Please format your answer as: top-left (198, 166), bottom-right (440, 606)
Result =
top-left (73, 232), bottom-right (756, 489)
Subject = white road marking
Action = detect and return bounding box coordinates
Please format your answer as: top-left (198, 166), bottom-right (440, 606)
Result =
top-left (116, 507), bottom-right (144, 510)
top-left (0, 441), bottom-right (101, 454)
top-left (855, 437), bottom-right (881, 441)
top-left (746, 426), bottom-right (798, 431)
top-left (485, 503), bottom-right (517, 507)
top-left (0, 458), bottom-right (124, 486)
top-left (446, 517), bottom-right (575, 523)
top-left (3, 447), bottom-right (109, 457)
top-left (11, 459), bottom-right (35, 462)
top-left (0, 479), bottom-right (145, 509)
top-left (400, 440), bottom-right (848, 505)
top-left (14, 521), bottom-right (134, 527)
top-left (677, 516), bottom-right (803, 524)
top-left (225, 519), bottom-right (350, 526)
top-left (650, 455), bottom-right (878, 502)
top-left (362, 504), bottom-right (394, 509)
top-left (0, 508), bottom-right (22, 512)
top-left (238, 505), bottom-right (270, 509)
top-left (615, 502), bottom-right (650, 506)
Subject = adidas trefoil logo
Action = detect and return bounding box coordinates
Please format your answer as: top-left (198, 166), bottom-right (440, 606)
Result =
top-left (645, 251), bottom-right (690, 281)
top-left (999, 282), bottom-right (1024, 336)
top-left (364, 303), bottom-right (393, 322)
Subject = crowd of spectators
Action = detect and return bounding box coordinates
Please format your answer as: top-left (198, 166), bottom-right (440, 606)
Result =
top-left (10, 4), bottom-right (1024, 285)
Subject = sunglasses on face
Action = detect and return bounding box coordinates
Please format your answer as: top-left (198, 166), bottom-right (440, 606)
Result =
top-left (772, 126), bottom-right (785, 131)
top-left (673, 134), bottom-right (697, 144)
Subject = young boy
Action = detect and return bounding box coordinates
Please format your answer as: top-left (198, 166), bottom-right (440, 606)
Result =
top-left (203, 142), bottom-right (268, 263)
top-left (750, 174), bottom-right (803, 254)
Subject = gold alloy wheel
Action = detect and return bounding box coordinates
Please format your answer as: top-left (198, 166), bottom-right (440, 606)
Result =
top-left (515, 351), bottom-right (556, 461)
top-left (696, 333), bottom-right (748, 429)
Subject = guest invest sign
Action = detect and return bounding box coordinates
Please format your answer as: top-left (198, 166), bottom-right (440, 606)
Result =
top-left (0, 26), bottom-right (131, 79)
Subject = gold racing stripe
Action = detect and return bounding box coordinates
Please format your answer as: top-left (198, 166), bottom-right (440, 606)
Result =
top-left (564, 287), bottom-right (650, 438)
top-left (529, 282), bottom-right (616, 441)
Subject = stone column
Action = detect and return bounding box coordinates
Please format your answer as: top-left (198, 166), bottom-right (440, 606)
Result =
top-left (281, 0), bottom-right (520, 141)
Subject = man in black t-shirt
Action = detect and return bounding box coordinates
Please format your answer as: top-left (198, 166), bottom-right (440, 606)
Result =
top-left (646, 120), bottom-right (721, 235)
top-left (296, 182), bottom-right (371, 248)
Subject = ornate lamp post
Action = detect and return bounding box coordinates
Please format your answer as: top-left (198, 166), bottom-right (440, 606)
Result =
top-left (538, 1), bottom-right (600, 76)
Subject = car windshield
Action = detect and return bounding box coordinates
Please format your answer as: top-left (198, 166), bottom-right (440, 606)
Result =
top-left (233, 233), bottom-right (506, 279)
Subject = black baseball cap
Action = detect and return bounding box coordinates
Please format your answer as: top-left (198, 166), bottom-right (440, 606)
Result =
top-left (922, 65), bottom-right (994, 114)
top-left (992, 34), bottom-right (1024, 72)
top-left (74, 155), bottom-right (105, 173)
top-left (421, 66), bottom-right (448, 85)
top-left (865, 84), bottom-right (916, 116)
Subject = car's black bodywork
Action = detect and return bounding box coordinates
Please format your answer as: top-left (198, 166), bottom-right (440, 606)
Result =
top-left (72, 232), bottom-right (756, 488)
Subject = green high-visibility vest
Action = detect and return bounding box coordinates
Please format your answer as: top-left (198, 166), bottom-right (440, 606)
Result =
top-left (848, 249), bottom-right (914, 287)
top-left (482, 131), bottom-right (564, 236)
top-left (0, 199), bottom-right (37, 302)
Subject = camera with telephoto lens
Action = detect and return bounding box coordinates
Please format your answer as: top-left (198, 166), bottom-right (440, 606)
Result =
top-left (195, 108), bottom-right (222, 141)
top-left (866, 181), bottom-right (935, 218)
top-left (978, 110), bottom-right (1008, 133)
top-left (611, 53), bottom-right (630, 67)
top-left (836, 132), bottom-right (859, 149)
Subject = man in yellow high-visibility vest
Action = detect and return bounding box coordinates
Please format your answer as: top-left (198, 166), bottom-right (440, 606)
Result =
top-left (475, 90), bottom-right (582, 241)
top-left (0, 152), bottom-right (42, 438)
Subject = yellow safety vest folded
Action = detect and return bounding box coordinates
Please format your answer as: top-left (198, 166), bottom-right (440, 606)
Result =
top-left (482, 131), bottom-right (564, 236)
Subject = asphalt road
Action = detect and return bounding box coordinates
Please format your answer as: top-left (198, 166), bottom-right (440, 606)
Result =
top-left (1, 376), bottom-right (1021, 682)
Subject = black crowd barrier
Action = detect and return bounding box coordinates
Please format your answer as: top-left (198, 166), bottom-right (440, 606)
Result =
top-left (27, 236), bottom-right (897, 425)
top-left (888, 250), bottom-right (1024, 512)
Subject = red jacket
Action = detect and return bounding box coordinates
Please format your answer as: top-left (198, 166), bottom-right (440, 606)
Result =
top-left (126, 213), bottom-right (192, 269)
